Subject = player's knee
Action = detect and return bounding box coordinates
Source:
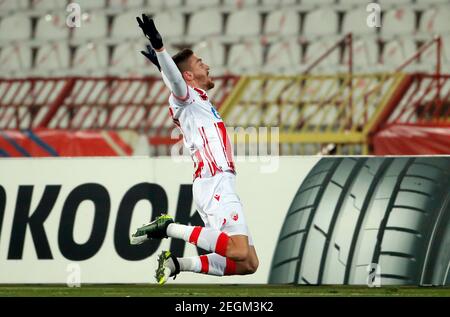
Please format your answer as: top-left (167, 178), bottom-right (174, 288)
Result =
top-left (234, 248), bottom-right (249, 261)
top-left (249, 258), bottom-right (259, 274)
top-left (240, 259), bottom-right (258, 275)
top-left (228, 245), bottom-right (249, 261)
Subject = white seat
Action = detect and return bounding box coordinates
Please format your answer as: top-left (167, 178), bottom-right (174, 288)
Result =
top-left (74, 0), bottom-right (105, 10)
top-left (0, 43), bottom-right (32, 74)
top-left (261, 0), bottom-right (297, 6)
top-left (339, 0), bottom-right (367, 5)
top-left (342, 8), bottom-right (378, 36)
top-left (417, 35), bottom-right (450, 68)
top-left (302, 0), bottom-right (334, 4)
top-left (0, 0), bottom-right (28, 12)
top-left (265, 38), bottom-right (301, 73)
top-left (72, 12), bottom-right (108, 41)
top-left (31, 0), bottom-right (67, 11)
top-left (226, 10), bottom-right (261, 37)
top-left (191, 39), bottom-right (225, 68)
top-left (187, 0), bottom-right (221, 8)
top-left (343, 38), bottom-right (379, 69)
top-left (303, 9), bottom-right (338, 38)
top-left (419, 7), bottom-right (450, 35)
top-left (152, 11), bottom-right (184, 39)
top-left (223, 0), bottom-right (259, 7)
top-left (72, 43), bottom-right (109, 74)
top-left (146, 0), bottom-right (183, 9)
top-left (227, 40), bottom-right (263, 74)
top-left (304, 40), bottom-right (341, 68)
top-left (264, 9), bottom-right (300, 36)
top-left (35, 13), bottom-right (70, 41)
top-left (416, 0), bottom-right (449, 4)
top-left (187, 9), bottom-right (222, 38)
top-left (111, 11), bottom-right (144, 40)
top-left (381, 8), bottom-right (415, 37)
top-left (382, 38), bottom-right (417, 69)
top-left (34, 42), bottom-right (71, 74)
top-left (444, 36), bottom-right (450, 65)
top-left (0, 14), bottom-right (31, 42)
top-left (378, 0), bottom-right (411, 7)
top-left (110, 41), bottom-right (160, 77)
top-left (108, 0), bottom-right (143, 8)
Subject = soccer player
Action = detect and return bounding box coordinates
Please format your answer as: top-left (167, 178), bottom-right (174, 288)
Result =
top-left (130, 15), bottom-right (259, 284)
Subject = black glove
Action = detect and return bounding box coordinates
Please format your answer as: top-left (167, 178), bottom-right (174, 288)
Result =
top-left (141, 44), bottom-right (161, 72)
top-left (136, 14), bottom-right (163, 50)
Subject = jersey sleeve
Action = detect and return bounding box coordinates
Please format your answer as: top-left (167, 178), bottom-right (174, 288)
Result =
top-left (156, 48), bottom-right (189, 102)
top-left (170, 85), bottom-right (196, 107)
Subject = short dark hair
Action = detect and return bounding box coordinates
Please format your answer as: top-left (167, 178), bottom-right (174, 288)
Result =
top-left (172, 48), bottom-right (194, 72)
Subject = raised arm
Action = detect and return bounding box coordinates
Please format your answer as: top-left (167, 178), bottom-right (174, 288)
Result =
top-left (155, 48), bottom-right (188, 99)
top-left (137, 15), bottom-right (187, 99)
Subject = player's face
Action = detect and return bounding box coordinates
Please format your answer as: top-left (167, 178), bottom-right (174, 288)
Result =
top-left (188, 54), bottom-right (215, 90)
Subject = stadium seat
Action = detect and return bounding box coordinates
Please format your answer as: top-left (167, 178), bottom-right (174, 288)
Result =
top-left (146, 0), bottom-right (183, 9)
top-left (187, 0), bottom-right (221, 8)
top-left (417, 36), bottom-right (450, 69)
top-left (152, 11), bottom-right (184, 39)
top-left (381, 8), bottom-right (416, 37)
top-left (31, 0), bottom-right (67, 11)
top-left (222, 0), bottom-right (259, 8)
top-left (0, 43), bottom-right (32, 76)
top-left (225, 10), bottom-right (261, 37)
top-left (0, 0), bottom-right (28, 12)
top-left (381, 38), bottom-right (417, 70)
top-left (261, 0), bottom-right (297, 6)
top-left (72, 43), bottom-right (109, 75)
top-left (377, 0), bottom-right (412, 8)
top-left (187, 9), bottom-right (223, 38)
top-left (72, 12), bottom-right (108, 41)
top-left (264, 38), bottom-right (301, 74)
top-left (0, 14), bottom-right (32, 42)
top-left (35, 13), bottom-right (70, 41)
top-left (74, 0), bottom-right (106, 10)
top-left (303, 9), bottom-right (338, 38)
top-left (419, 7), bottom-right (450, 36)
top-left (342, 38), bottom-right (379, 70)
top-left (304, 39), bottom-right (341, 71)
top-left (110, 41), bottom-right (160, 76)
top-left (227, 40), bottom-right (264, 74)
top-left (302, 0), bottom-right (335, 5)
top-left (111, 11), bottom-right (144, 40)
top-left (34, 42), bottom-right (71, 75)
top-left (191, 39), bottom-right (225, 70)
top-left (342, 8), bottom-right (378, 36)
top-left (264, 9), bottom-right (300, 37)
top-left (444, 36), bottom-right (450, 65)
top-left (108, 0), bottom-right (144, 9)
top-left (338, 0), bottom-right (367, 6)
top-left (417, 0), bottom-right (449, 4)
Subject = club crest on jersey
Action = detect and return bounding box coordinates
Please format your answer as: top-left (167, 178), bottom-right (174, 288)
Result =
top-left (211, 106), bottom-right (221, 120)
top-left (231, 212), bottom-right (239, 222)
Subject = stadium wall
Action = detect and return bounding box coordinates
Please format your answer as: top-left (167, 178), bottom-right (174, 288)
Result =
top-left (0, 156), bottom-right (448, 285)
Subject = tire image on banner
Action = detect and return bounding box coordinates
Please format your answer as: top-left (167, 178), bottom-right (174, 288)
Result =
top-left (269, 157), bottom-right (450, 286)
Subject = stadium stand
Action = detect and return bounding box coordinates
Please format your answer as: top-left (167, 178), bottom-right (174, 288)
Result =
top-left (0, 0), bottom-right (449, 156)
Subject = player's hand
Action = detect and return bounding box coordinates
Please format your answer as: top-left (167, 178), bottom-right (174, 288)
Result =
top-left (136, 14), bottom-right (163, 50)
top-left (141, 44), bottom-right (161, 72)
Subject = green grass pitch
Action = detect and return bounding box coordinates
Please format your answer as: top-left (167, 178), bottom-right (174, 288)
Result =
top-left (0, 284), bottom-right (449, 297)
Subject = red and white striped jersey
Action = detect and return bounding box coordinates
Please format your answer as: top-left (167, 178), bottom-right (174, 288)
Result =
top-left (168, 85), bottom-right (235, 180)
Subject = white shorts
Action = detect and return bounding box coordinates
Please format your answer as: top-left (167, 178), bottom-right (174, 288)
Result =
top-left (193, 172), bottom-right (254, 246)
